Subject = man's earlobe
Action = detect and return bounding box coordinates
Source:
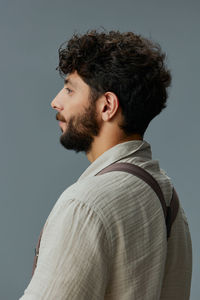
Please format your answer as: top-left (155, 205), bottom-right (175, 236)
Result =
top-left (102, 110), bottom-right (110, 122)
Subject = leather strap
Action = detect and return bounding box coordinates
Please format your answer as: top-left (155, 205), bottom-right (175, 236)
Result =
top-left (31, 226), bottom-right (44, 277)
top-left (95, 162), bottom-right (179, 240)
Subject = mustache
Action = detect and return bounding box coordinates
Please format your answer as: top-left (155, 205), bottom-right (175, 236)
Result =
top-left (56, 113), bottom-right (65, 122)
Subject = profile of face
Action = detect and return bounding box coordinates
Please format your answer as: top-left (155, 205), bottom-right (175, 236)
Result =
top-left (51, 71), bottom-right (102, 154)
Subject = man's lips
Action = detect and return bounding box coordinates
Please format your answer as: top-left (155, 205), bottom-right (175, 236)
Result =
top-left (56, 115), bottom-right (66, 128)
top-left (56, 114), bottom-right (65, 122)
top-left (58, 121), bottom-right (66, 125)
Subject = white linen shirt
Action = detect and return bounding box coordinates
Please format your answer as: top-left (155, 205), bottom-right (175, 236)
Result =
top-left (19, 139), bottom-right (192, 299)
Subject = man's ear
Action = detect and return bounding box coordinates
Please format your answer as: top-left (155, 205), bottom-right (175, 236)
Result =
top-left (99, 91), bottom-right (120, 122)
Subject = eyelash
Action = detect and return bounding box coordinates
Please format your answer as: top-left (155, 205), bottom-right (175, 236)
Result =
top-left (65, 88), bottom-right (72, 94)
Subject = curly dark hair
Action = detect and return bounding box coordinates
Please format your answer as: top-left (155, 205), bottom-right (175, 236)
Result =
top-left (56, 28), bottom-right (171, 137)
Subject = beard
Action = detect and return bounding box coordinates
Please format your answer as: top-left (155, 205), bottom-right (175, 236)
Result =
top-left (58, 100), bottom-right (101, 154)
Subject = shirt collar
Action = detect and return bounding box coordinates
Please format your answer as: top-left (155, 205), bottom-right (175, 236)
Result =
top-left (77, 139), bottom-right (152, 182)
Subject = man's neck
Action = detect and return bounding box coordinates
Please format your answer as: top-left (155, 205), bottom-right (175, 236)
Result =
top-left (86, 133), bottom-right (143, 163)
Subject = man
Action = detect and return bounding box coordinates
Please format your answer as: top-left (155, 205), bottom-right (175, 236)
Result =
top-left (19, 29), bottom-right (192, 299)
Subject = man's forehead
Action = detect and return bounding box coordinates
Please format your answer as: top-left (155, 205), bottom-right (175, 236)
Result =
top-left (65, 70), bottom-right (79, 82)
top-left (64, 77), bottom-right (74, 85)
top-left (64, 75), bottom-right (79, 89)
top-left (64, 72), bottom-right (88, 90)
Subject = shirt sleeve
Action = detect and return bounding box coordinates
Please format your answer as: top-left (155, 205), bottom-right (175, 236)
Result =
top-left (19, 198), bottom-right (111, 300)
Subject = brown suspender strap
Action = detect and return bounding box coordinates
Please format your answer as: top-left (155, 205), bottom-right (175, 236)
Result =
top-left (166, 187), bottom-right (180, 236)
top-left (95, 162), bottom-right (179, 240)
top-left (32, 226), bottom-right (44, 277)
top-left (31, 162), bottom-right (180, 277)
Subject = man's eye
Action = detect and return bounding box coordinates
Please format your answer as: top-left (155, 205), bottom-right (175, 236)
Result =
top-left (65, 88), bottom-right (72, 94)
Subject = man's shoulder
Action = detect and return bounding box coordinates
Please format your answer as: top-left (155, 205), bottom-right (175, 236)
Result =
top-left (63, 173), bottom-right (120, 205)
top-left (61, 168), bottom-right (145, 211)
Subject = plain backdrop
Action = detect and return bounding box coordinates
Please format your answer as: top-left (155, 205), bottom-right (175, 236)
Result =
top-left (0, 0), bottom-right (199, 299)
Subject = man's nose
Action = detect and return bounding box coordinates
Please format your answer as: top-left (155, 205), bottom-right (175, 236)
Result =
top-left (51, 97), bottom-right (57, 109)
top-left (51, 90), bottom-right (63, 110)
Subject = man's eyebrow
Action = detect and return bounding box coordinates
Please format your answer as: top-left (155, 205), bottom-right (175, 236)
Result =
top-left (64, 78), bottom-right (77, 88)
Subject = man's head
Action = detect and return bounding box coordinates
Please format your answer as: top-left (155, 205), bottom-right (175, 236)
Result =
top-left (51, 29), bottom-right (171, 160)
top-left (52, 71), bottom-right (102, 154)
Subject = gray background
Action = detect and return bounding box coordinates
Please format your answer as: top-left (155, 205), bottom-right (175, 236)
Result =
top-left (0, 0), bottom-right (199, 299)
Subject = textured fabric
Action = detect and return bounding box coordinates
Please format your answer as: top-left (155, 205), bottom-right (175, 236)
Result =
top-left (19, 140), bottom-right (192, 299)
